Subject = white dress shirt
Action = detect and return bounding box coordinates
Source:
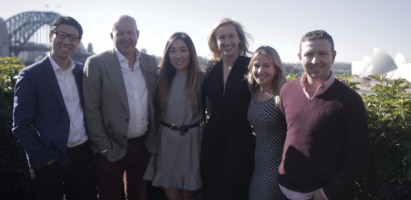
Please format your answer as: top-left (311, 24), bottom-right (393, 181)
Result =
top-left (115, 48), bottom-right (149, 139)
top-left (47, 52), bottom-right (88, 147)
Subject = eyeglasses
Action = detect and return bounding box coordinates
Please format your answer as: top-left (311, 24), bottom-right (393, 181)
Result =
top-left (53, 31), bottom-right (80, 42)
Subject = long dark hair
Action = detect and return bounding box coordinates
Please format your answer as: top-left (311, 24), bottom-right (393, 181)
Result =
top-left (156, 32), bottom-right (203, 114)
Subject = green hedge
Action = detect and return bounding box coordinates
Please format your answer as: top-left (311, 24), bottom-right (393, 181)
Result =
top-left (354, 74), bottom-right (411, 200)
top-left (0, 57), bottom-right (33, 199)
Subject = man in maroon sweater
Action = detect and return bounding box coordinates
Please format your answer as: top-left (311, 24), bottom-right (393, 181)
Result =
top-left (278, 30), bottom-right (369, 200)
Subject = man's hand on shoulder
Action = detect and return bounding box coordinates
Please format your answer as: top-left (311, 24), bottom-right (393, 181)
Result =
top-left (305, 189), bottom-right (327, 200)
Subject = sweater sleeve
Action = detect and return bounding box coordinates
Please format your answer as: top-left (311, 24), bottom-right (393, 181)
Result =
top-left (322, 91), bottom-right (369, 199)
top-left (278, 80), bottom-right (290, 118)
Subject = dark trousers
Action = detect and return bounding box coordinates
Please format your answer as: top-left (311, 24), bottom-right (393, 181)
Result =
top-left (30, 141), bottom-right (93, 200)
top-left (96, 138), bottom-right (149, 200)
top-left (278, 191), bottom-right (315, 200)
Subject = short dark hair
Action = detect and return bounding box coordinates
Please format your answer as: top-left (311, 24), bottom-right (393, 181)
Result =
top-left (50, 16), bottom-right (83, 40)
top-left (300, 30), bottom-right (334, 53)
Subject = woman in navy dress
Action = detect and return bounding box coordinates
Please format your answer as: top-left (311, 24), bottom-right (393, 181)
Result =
top-left (200, 18), bottom-right (255, 200)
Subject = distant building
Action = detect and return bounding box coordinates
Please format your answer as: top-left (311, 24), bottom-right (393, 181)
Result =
top-left (87, 43), bottom-right (94, 55)
top-left (352, 48), bottom-right (411, 82)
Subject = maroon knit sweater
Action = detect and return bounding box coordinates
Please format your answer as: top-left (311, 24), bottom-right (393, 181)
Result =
top-left (278, 78), bottom-right (369, 199)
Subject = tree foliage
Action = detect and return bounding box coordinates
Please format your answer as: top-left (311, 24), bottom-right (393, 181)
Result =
top-left (354, 74), bottom-right (411, 200)
top-left (336, 73), bottom-right (361, 91)
top-left (285, 71), bottom-right (304, 82)
top-left (0, 57), bottom-right (33, 199)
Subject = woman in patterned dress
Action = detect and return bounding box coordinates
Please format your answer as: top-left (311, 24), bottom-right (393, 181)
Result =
top-left (144, 32), bottom-right (203, 200)
top-left (246, 46), bottom-right (287, 199)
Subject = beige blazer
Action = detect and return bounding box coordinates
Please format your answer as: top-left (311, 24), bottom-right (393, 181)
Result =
top-left (83, 48), bottom-right (159, 162)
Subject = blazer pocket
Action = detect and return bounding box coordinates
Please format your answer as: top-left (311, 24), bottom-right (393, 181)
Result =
top-left (103, 118), bottom-right (113, 138)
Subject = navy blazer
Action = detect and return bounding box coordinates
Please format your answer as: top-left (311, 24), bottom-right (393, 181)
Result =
top-left (12, 56), bottom-right (86, 170)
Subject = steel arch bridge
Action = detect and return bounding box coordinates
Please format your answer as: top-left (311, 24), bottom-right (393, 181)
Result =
top-left (6, 11), bottom-right (61, 56)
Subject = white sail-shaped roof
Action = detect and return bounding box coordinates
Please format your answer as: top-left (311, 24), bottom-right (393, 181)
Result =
top-left (372, 48), bottom-right (397, 75)
top-left (386, 63), bottom-right (411, 82)
top-left (352, 48), bottom-right (409, 82)
top-left (351, 61), bottom-right (363, 76)
top-left (363, 64), bottom-right (374, 78)
top-left (358, 56), bottom-right (373, 77)
top-left (394, 53), bottom-right (408, 67)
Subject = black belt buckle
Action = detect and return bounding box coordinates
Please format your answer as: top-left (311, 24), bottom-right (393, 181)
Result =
top-left (170, 124), bottom-right (179, 131)
top-left (162, 121), bottom-right (198, 136)
top-left (170, 124), bottom-right (186, 136)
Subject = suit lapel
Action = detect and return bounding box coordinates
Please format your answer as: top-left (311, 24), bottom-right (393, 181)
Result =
top-left (42, 57), bottom-right (67, 110)
top-left (140, 56), bottom-right (154, 100)
top-left (139, 54), bottom-right (155, 123)
top-left (73, 64), bottom-right (85, 112)
top-left (104, 49), bottom-right (130, 113)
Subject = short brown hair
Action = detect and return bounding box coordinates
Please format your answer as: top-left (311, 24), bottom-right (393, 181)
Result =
top-left (300, 30), bottom-right (334, 53)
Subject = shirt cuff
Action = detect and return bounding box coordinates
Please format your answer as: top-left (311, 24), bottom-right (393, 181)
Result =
top-left (321, 188), bottom-right (329, 200)
top-left (100, 149), bottom-right (107, 153)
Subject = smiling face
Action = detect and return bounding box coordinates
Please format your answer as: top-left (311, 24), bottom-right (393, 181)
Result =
top-left (169, 39), bottom-right (190, 75)
top-left (111, 17), bottom-right (139, 57)
top-left (252, 54), bottom-right (277, 88)
top-left (215, 24), bottom-right (241, 58)
top-left (298, 39), bottom-right (336, 82)
top-left (49, 24), bottom-right (79, 61)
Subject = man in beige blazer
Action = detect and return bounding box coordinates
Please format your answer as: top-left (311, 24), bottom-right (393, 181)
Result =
top-left (83, 15), bottom-right (158, 200)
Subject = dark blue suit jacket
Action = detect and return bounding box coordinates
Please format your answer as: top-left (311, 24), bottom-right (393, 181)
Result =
top-left (12, 56), bottom-right (86, 170)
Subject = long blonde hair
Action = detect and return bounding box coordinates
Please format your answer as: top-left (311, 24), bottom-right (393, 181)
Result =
top-left (206, 18), bottom-right (252, 74)
top-left (246, 46), bottom-right (286, 96)
top-left (156, 32), bottom-right (203, 114)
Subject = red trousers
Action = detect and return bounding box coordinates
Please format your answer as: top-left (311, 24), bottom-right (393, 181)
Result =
top-left (96, 139), bottom-right (149, 200)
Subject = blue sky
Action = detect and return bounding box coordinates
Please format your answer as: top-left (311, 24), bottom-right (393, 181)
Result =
top-left (1, 0), bottom-right (410, 63)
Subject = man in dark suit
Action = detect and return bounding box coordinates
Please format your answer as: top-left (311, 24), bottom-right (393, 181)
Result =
top-left (12, 16), bottom-right (93, 200)
top-left (83, 15), bottom-right (158, 200)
